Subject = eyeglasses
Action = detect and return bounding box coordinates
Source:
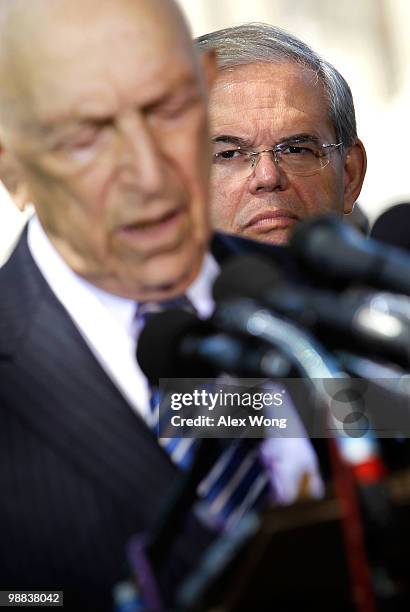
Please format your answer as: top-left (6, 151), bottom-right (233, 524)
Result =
top-left (212, 139), bottom-right (343, 179)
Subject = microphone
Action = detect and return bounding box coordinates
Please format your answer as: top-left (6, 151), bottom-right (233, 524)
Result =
top-left (136, 308), bottom-right (292, 382)
top-left (213, 256), bottom-right (410, 443)
top-left (135, 311), bottom-right (244, 582)
top-left (290, 213), bottom-right (410, 295)
top-left (370, 202), bottom-right (410, 251)
top-left (136, 289), bottom-right (351, 438)
top-left (208, 293), bottom-right (350, 438)
top-left (135, 307), bottom-right (292, 582)
top-left (213, 255), bottom-right (410, 368)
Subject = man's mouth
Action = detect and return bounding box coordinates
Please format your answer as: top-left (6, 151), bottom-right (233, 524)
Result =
top-left (117, 207), bottom-right (185, 245)
top-left (244, 209), bottom-right (299, 231)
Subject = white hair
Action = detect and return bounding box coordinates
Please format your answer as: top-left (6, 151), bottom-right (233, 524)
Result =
top-left (195, 22), bottom-right (358, 148)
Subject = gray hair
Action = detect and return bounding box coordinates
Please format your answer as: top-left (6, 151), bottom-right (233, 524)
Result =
top-left (195, 23), bottom-right (357, 149)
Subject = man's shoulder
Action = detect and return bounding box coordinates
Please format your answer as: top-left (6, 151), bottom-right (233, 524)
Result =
top-left (0, 231), bottom-right (44, 351)
top-left (0, 229), bottom-right (38, 291)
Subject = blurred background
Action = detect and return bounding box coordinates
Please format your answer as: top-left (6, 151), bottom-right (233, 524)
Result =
top-left (1, 0), bottom-right (409, 261)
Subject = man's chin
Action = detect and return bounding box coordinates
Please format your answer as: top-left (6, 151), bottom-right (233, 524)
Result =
top-left (246, 227), bottom-right (293, 246)
top-left (135, 247), bottom-right (205, 301)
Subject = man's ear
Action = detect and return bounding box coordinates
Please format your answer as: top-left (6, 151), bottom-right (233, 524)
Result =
top-left (343, 139), bottom-right (367, 214)
top-left (198, 48), bottom-right (217, 95)
top-left (0, 147), bottom-right (28, 210)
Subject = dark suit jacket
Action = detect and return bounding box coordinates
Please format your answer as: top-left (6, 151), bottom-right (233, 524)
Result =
top-left (0, 229), bottom-right (292, 610)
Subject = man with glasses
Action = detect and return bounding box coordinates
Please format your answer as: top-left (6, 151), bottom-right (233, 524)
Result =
top-left (196, 23), bottom-right (367, 245)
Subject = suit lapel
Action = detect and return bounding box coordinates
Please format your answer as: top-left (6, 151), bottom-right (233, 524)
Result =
top-left (0, 230), bottom-right (297, 520)
top-left (0, 233), bottom-right (178, 519)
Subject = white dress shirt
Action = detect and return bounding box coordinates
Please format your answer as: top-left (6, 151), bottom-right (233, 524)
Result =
top-left (28, 214), bottom-right (218, 423)
top-left (28, 214), bottom-right (323, 502)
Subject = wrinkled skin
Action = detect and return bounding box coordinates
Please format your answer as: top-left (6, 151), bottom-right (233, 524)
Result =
top-left (0, 0), bottom-right (216, 300)
top-left (209, 62), bottom-right (366, 245)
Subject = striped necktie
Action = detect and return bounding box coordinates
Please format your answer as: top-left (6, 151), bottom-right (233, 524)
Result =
top-left (136, 298), bottom-right (272, 530)
top-left (136, 296), bottom-right (198, 469)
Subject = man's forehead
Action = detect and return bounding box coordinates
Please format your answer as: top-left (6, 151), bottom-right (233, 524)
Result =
top-left (210, 61), bottom-right (328, 120)
top-left (213, 61), bottom-right (321, 98)
top-left (0, 0), bottom-right (191, 64)
top-left (0, 0), bottom-right (197, 131)
top-left (24, 68), bottom-right (200, 139)
top-left (0, 0), bottom-right (184, 27)
top-left (209, 61), bottom-right (335, 142)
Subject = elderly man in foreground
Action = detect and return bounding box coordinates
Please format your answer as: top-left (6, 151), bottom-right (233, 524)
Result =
top-left (0, 2), bottom-right (322, 610)
top-left (196, 23), bottom-right (367, 245)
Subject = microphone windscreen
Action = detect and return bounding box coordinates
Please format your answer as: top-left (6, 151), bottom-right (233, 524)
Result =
top-left (289, 213), bottom-right (379, 289)
top-left (290, 213), bottom-right (357, 263)
top-left (136, 309), bottom-right (201, 382)
top-left (212, 255), bottom-right (282, 303)
top-left (371, 203), bottom-right (410, 251)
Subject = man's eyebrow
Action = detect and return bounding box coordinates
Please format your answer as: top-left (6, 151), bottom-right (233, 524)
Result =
top-left (211, 135), bottom-right (250, 148)
top-left (142, 76), bottom-right (200, 112)
top-left (278, 133), bottom-right (320, 144)
top-left (27, 115), bottom-right (113, 142)
top-left (211, 133), bottom-right (322, 148)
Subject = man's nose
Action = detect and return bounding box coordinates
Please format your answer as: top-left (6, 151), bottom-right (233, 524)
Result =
top-left (117, 113), bottom-right (165, 194)
top-left (248, 150), bottom-right (286, 194)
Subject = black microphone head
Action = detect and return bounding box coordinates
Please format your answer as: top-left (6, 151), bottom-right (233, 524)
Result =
top-left (289, 212), bottom-right (410, 295)
top-left (136, 309), bottom-right (204, 383)
top-left (371, 203), bottom-right (410, 251)
top-left (212, 254), bottom-right (283, 303)
top-left (289, 213), bottom-right (377, 287)
top-left (290, 213), bottom-right (361, 259)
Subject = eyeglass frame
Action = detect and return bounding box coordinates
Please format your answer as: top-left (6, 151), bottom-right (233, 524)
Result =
top-left (212, 139), bottom-right (344, 178)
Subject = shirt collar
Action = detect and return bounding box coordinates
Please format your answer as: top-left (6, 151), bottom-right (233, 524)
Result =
top-left (28, 214), bottom-right (218, 336)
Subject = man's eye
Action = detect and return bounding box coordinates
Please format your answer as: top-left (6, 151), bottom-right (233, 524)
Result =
top-left (61, 121), bottom-right (113, 153)
top-left (281, 144), bottom-right (316, 156)
top-left (150, 93), bottom-right (200, 120)
top-left (68, 130), bottom-right (100, 150)
top-left (213, 149), bottom-right (243, 162)
top-left (154, 103), bottom-right (187, 119)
